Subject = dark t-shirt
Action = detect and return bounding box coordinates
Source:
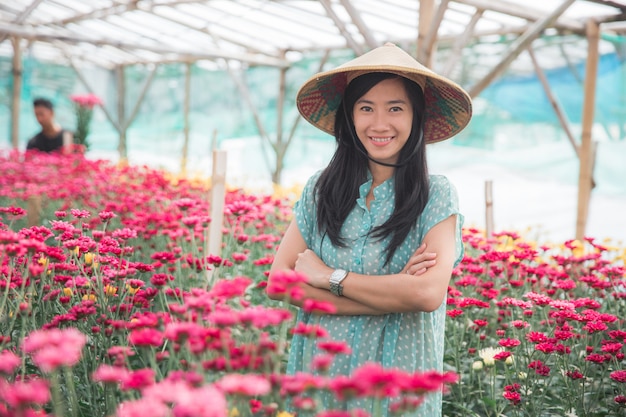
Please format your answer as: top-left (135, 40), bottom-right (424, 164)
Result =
top-left (26, 130), bottom-right (65, 153)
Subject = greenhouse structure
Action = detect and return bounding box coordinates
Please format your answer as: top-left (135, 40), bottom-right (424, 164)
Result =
top-left (2, 0), bottom-right (626, 240)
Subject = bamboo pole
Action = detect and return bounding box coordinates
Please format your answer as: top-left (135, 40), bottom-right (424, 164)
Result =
top-left (421, 0), bottom-right (450, 68)
top-left (181, 63), bottom-right (191, 174)
top-left (116, 65), bottom-right (127, 160)
top-left (417, 0), bottom-right (435, 62)
top-left (10, 36), bottom-right (22, 150)
top-left (338, 0), bottom-right (378, 49)
top-left (468, 0), bottom-right (576, 98)
top-left (527, 46), bottom-right (580, 158)
top-left (274, 57), bottom-right (287, 185)
top-left (320, 0), bottom-right (364, 55)
top-left (205, 150), bottom-right (227, 285)
top-left (442, 9), bottom-right (483, 77)
top-left (485, 180), bottom-right (494, 238)
top-left (576, 19), bottom-right (600, 241)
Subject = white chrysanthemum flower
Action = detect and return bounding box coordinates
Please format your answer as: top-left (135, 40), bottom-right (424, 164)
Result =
top-left (478, 346), bottom-right (505, 366)
top-left (472, 360), bottom-right (483, 371)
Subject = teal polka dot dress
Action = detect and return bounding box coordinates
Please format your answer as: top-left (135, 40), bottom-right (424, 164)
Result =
top-left (287, 170), bottom-right (464, 416)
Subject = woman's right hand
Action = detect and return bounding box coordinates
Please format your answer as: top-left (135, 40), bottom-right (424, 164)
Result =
top-left (402, 243), bottom-right (437, 276)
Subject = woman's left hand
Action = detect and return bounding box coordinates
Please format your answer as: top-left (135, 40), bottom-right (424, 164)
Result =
top-left (294, 249), bottom-right (334, 290)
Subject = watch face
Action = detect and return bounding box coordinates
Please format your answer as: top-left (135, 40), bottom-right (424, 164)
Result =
top-left (331, 269), bottom-right (346, 283)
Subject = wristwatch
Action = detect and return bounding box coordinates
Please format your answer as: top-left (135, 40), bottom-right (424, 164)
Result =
top-left (329, 269), bottom-right (348, 297)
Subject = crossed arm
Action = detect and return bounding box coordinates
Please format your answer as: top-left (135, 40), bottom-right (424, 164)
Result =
top-left (267, 215), bottom-right (458, 315)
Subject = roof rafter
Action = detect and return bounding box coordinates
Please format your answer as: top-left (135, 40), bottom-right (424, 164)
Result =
top-left (320, 0), bottom-right (364, 55)
top-left (452, 0), bottom-right (585, 33)
top-left (0, 20), bottom-right (289, 67)
top-left (338, 0), bottom-right (378, 49)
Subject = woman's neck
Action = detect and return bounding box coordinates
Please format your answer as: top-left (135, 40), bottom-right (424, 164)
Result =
top-left (369, 163), bottom-right (395, 186)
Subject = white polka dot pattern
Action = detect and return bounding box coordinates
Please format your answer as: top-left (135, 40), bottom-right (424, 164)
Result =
top-left (287, 171), bottom-right (464, 416)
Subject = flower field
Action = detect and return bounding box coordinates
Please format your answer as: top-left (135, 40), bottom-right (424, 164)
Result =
top-left (0, 150), bottom-right (625, 417)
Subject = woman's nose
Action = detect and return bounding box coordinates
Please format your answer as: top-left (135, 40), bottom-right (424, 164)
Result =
top-left (371, 111), bottom-right (390, 130)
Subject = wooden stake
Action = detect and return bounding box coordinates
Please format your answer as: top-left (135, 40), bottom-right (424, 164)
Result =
top-left (576, 19), bottom-right (600, 241)
top-left (206, 150), bottom-right (227, 285)
top-left (485, 180), bottom-right (494, 238)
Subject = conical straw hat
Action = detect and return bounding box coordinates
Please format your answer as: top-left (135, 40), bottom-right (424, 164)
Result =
top-left (297, 42), bottom-right (473, 143)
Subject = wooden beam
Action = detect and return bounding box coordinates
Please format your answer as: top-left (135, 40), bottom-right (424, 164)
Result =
top-left (421, 0), bottom-right (451, 68)
top-left (442, 9), bottom-right (483, 77)
top-left (452, 0), bottom-right (584, 33)
top-left (149, 7), bottom-right (269, 55)
top-left (0, 0), bottom-right (43, 45)
top-left (10, 37), bottom-right (22, 150)
top-left (338, 0), bottom-right (378, 49)
top-left (53, 2), bottom-right (139, 26)
top-left (468, 0), bottom-right (577, 98)
top-left (576, 19), bottom-right (600, 240)
top-left (417, 0), bottom-right (435, 62)
top-left (0, 21), bottom-right (290, 68)
top-left (320, 0), bottom-right (364, 55)
top-left (527, 46), bottom-right (580, 158)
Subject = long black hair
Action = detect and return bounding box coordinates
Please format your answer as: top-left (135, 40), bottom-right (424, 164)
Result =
top-left (314, 72), bottom-right (429, 266)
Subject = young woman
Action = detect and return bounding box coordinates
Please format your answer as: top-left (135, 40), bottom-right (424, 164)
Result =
top-left (268, 43), bottom-right (472, 416)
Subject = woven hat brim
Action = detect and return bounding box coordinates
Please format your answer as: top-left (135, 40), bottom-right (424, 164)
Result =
top-left (296, 44), bottom-right (473, 143)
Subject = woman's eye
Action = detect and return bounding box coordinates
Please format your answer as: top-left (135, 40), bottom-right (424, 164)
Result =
top-left (359, 106), bottom-right (373, 112)
top-left (390, 106), bottom-right (403, 112)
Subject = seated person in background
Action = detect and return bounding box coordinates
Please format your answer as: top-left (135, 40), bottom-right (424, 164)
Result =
top-left (26, 97), bottom-right (73, 154)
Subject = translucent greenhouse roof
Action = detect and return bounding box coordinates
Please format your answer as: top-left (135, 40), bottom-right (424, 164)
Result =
top-left (1, 0), bottom-right (625, 69)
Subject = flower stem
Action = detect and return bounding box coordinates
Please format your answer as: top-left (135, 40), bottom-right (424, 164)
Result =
top-left (63, 366), bottom-right (80, 417)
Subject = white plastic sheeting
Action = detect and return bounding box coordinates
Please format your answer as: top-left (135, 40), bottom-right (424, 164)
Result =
top-left (1, 0), bottom-right (625, 68)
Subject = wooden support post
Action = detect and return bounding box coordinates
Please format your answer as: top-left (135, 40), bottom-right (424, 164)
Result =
top-left (116, 66), bottom-right (127, 160)
top-left (206, 150), bottom-right (227, 285)
top-left (11, 36), bottom-right (22, 150)
top-left (485, 180), bottom-right (494, 238)
top-left (417, 0), bottom-right (435, 62)
top-left (576, 19), bottom-right (600, 241)
top-left (181, 63), bottom-right (192, 174)
top-left (421, 0), bottom-right (450, 68)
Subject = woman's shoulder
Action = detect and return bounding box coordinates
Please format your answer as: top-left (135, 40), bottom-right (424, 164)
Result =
top-left (426, 174), bottom-right (460, 207)
top-left (428, 174), bottom-right (455, 192)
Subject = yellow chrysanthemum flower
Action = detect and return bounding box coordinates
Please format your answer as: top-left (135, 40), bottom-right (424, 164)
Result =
top-left (105, 285), bottom-right (118, 296)
top-left (84, 252), bottom-right (95, 265)
top-left (63, 288), bottom-right (73, 297)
